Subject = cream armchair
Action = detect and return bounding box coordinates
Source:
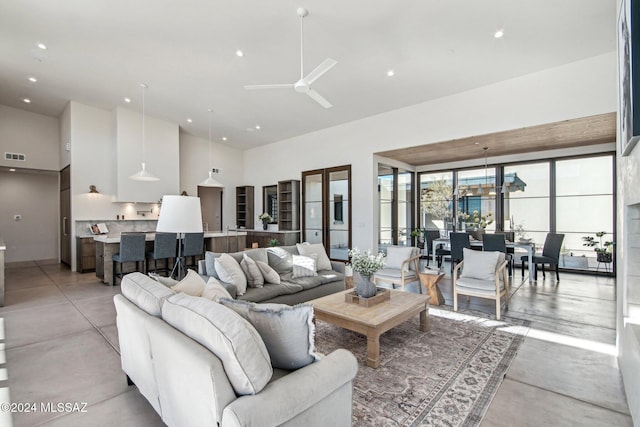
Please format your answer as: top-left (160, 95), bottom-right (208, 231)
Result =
top-left (453, 248), bottom-right (509, 320)
top-left (373, 246), bottom-right (421, 292)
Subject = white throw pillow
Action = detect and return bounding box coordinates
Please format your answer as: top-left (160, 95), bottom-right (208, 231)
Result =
top-left (215, 253), bottom-right (248, 295)
top-left (256, 260), bottom-right (281, 284)
top-left (171, 269), bottom-right (206, 297)
top-left (220, 299), bottom-right (319, 370)
top-left (460, 248), bottom-right (500, 281)
top-left (241, 253), bottom-right (264, 288)
top-left (201, 276), bottom-right (233, 301)
top-left (162, 293), bottom-right (272, 395)
top-left (385, 246), bottom-right (414, 271)
top-left (292, 254), bottom-right (317, 278)
top-left (296, 243), bottom-right (332, 271)
top-left (121, 272), bottom-right (174, 317)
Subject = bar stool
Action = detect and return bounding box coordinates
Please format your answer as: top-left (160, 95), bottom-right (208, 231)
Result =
top-left (112, 233), bottom-right (146, 285)
top-left (182, 232), bottom-right (204, 271)
top-left (146, 232), bottom-right (177, 277)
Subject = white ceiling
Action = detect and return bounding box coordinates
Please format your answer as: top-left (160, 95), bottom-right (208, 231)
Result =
top-left (0, 0), bottom-right (616, 150)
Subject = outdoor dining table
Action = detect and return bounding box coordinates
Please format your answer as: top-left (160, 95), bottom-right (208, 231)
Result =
top-left (431, 236), bottom-right (536, 282)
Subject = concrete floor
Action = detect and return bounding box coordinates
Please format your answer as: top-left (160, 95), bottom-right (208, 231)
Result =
top-left (0, 259), bottom-right (632, 426)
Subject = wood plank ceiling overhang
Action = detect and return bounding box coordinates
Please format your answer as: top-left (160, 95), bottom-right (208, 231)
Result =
top-left (375, 112), bottom-right (616, 166)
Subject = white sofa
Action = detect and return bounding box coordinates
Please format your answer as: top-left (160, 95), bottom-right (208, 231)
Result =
top-left (114, 272), bottom-right (358, 427)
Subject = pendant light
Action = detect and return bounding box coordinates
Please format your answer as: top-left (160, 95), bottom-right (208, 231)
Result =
top-left (199, 108), bottom-right (224, 187)
top-left (130, 83), bottom-right (159, 181)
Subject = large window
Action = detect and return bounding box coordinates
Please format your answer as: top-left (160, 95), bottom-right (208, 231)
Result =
top-left (419, 153), bottom-right (615, 273)
top-left (457, 167), bottom-right (497, 234)
top-left (556, 156), bottom-right (614, 271)
top-left (503, 162), bottom-right (550, 245)
top-left (419, 172), bottom-right (454, 233)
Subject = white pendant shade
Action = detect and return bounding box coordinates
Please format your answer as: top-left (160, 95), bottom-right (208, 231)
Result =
top-left (130, 83), bottom-right (158, 182)
top-left (130, 162), bottom-right (159, 181)
top-left (156, 195), bottom-right (203, 233)
top-left (199, 170), bottom-right (224, 187)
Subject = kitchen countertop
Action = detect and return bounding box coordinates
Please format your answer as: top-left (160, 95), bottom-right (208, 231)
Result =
top-left (94, 231), bottom-right (247, 244)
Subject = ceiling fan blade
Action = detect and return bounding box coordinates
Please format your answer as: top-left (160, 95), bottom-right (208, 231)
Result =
top-left (303, 58), bottom-right (337, 85)
top-left (244, 84), bottom-right (294, 90)
top-left (306, 89), bottom-right (332, 109)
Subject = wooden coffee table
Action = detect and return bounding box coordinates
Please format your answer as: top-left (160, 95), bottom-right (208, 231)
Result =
top-left (310, 289), bottom-right (429, 368)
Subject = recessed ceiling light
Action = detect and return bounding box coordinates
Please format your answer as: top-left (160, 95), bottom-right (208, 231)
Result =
top-left (187, 118), bottom-right (193, 123)
top-left (236, 49), bottom-right (244, 57)
top-left (23, 98), bottom-right (31, 104)
top-left (255, 125), bottom-right (261, 130)
top-left (28, 76), bottom-right (37, 83)
top-left (387, 69), bottom-right (395, 77)
top-left (494, 29), bottom-right (504, 38)
top-left (124, 97), bottom-right (131, 103)
top-left (222, 137), bottom-right (228, 141)
top-left (9, 169), bottom-right (16, 172)
top-left (474, 142), bottom-right (480, 145)
top-left (36, 43), bottom-right (47, 50)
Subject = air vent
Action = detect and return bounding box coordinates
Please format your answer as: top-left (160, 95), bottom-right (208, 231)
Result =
top-left (5, 152), bottom-right (26, 161)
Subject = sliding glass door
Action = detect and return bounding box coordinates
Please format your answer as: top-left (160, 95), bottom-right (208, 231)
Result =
top-left (378, 164), bottom-right (414, 250)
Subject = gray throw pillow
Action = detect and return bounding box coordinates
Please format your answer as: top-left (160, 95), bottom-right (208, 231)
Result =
top-left (267, 247), bottom-right (294, 274)
top-left (256, 260), bottom-right (281, 284)
top-left (241, 253), bottom-right (264, 288)
top-left (215, 253), bottom-right (248, 295)
top-left (219, 298), bottom-right (319, 370)
top-left (204, 251), bottom-right (220, 279)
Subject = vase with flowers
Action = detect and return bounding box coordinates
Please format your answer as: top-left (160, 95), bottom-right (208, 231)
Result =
top-left (347, 248), bottom-right (385, 298)
top-left (458, 210), bottom-right (493, 240)
top-left (258, 212), bottom-right (273, 230)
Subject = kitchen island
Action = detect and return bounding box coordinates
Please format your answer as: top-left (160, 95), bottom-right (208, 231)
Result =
top-left (94, 231), bottom-right (246, 285)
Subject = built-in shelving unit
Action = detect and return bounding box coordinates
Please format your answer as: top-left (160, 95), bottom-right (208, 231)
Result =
top-left (278, 180), bottom-right (300, 231)
top-left (236, 186), bottom-right (255, 229)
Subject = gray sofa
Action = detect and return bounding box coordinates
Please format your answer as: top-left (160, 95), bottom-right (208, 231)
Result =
top-left (198, 245), bottom-right (346, 305)
top-left (114, 272), bottom-right (358, 427)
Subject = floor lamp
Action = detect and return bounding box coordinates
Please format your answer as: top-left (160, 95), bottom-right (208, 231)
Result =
top-left (156, 195), bottom-right (203, 280)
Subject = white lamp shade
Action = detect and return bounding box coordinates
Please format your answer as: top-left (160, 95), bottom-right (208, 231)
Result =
top-left (156, 195), bottom-right (203, 233)
top-left (199, 171), bottom-right (224, 187)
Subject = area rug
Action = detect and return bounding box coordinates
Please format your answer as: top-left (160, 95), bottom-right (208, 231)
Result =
top-left (314, 311), bottom-right (526, 427)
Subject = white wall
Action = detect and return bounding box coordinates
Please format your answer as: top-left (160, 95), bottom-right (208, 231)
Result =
top-left (0, 170), bottom-right (58, 262)
top-left (0, 105), bottom-right (59, 171)
top-left (115, 107), bottom-right (180, 203)
top-left (244, 52), bottom-right (617, 251)
top-left (179, 130), bottom-right (244, 230)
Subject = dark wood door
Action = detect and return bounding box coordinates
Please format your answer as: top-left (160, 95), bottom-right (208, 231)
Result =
top-left (60, 166), bottom-right (71, 266)
top-left (198, 186), bottom-right (223, 231)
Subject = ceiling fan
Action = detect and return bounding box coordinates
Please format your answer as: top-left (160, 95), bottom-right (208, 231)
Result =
top-left (244, 8), bottom-right (337, 109)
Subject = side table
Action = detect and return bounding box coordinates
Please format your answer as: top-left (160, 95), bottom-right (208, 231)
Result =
top-left (418, 271), bottom-right (445, 306)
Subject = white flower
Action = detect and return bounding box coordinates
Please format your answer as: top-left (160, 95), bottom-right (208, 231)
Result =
top-left (347, 248), bottom-right (385, 276)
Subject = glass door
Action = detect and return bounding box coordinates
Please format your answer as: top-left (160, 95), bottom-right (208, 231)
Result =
top-left (302, 166), bottom-right (352, 260)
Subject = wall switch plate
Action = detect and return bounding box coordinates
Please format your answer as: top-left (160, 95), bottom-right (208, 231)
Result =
top-left (65, 142), bottom-right (71, 151)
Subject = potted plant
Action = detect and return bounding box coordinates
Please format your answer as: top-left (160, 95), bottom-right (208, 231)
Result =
top-left (582, 232), bottom-right (613, 263)
top-left (410, 228), bottom-right (424, 248)
top-left (347, 248), bottom-right (385, 298)
top-left (258, 212), bottom-right (273, 230)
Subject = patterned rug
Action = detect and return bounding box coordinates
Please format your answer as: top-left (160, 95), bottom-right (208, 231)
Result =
top-left (314, 311), bottom-right (526, 426)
